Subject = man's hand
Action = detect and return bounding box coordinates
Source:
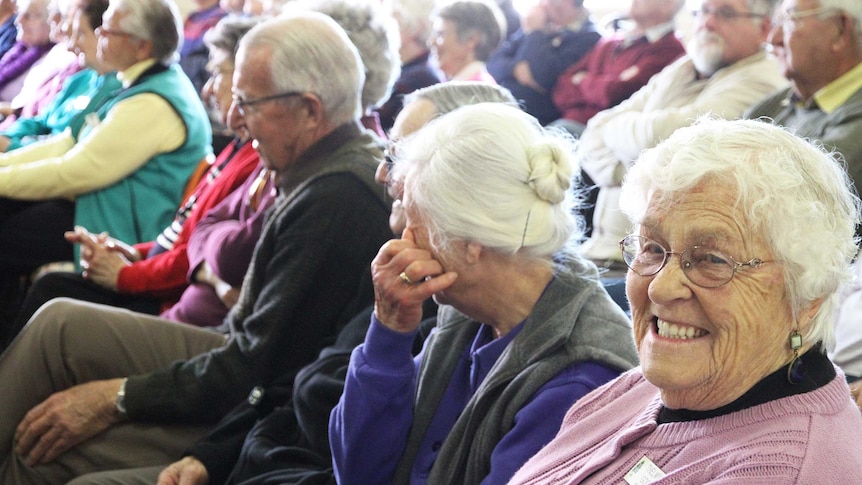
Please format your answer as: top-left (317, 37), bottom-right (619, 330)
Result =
top-left (14, 379), bottom-right (124, 466)
top-left (157, 456), bottom-right (210, 485)
top-left (513, 61), bottom-right (546, 94)
top-left (193, 261), bottom-right (240, 309)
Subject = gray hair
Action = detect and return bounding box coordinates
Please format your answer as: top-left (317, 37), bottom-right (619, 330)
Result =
top-left (393, 103), bottom-right (583, 263)
top-left (108, 0), bottom-right (182, 64)
top-left (241, 11), bottom-right (364, 126)
top-left (295, 0), bottom-right (400, 112)
top-left (203, 15), bottom-right (262, 58)
top-left (817, 0), bottom-right (862, 51)
top-left (404, 80), bottom-right (517, 114)
top-left (746, 0), bottom-right (778, 16)
top-left (392, 0), bottom-right (437, 46)
top-left (435, 0), bottom-right (506, 62)
top-left (619, 117), bottom-right (861, 351)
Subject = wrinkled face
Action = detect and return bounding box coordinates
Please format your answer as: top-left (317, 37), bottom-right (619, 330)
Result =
top-left (689, 0), bottom-right (767, 76)
top-left (96, 9), bottom-right (142, 71)
top-left (626, 182), bottom-right (793, 411)
top-left (16, 0), bottom-right (52, 46)
top-left (202, 47), bottom-right (235, 127)
top-left (232, 44), bottom-right (309, 175)
top-left (430, 17), bottom-right (473, 78)
top-left (768, 0), bottom-right (844, 99)
top-left (376, 97), bottom-right (437, 235)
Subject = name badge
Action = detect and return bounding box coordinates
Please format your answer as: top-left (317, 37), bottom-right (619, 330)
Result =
top-left (624, 455), bottom-right (666, 485)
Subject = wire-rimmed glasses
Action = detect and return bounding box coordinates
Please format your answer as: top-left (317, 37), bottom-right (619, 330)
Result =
top-left (619, 235), bottom-right (770, 288)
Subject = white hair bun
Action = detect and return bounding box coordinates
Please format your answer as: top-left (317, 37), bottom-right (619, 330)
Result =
top-left (526, 142), bottom-right (572, 204)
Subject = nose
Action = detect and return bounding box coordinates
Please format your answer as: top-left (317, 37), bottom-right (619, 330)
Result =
top-left (767, 21), bottom-right (784, 47)
top-left (374, 159), bottom-right (388, 185)
top-left (228, 101), bottom-right (247, 138)
top-left (646, 254), bottom-right (694, 305)
top-left (201, 76), bottom-right (214, 102)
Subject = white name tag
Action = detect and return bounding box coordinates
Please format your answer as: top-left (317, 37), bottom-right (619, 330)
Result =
top-left (624, 455), bottom-right (666, 485)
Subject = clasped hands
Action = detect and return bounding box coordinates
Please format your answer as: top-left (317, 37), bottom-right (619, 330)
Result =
top-left (371, 227), bottom-right (457, 333)
top-left (65, 226), bottom-right (141, 290)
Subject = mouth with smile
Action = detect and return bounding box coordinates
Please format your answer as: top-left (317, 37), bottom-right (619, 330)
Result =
top-left (655, 318), bottom-right (708, 340)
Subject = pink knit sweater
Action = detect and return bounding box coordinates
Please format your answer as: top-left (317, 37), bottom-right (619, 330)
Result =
top-left (509, 366), bottom-right (862, 484)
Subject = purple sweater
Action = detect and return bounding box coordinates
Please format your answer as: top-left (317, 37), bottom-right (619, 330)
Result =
top-left (509, 366), bottom-right (862, 484)
top-left (331, 316), bottom-right (620, 485)
top-left (161, 164), bottom-right (276, 327)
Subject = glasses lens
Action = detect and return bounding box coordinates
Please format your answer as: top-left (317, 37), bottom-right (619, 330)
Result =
top-left (682, 246), bottom-right (735, 287)
top-left (621, 236), bottom-right (665, 276)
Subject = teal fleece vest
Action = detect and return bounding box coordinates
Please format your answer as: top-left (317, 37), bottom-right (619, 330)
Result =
top-left (73, 63), bottom-right (212, 261)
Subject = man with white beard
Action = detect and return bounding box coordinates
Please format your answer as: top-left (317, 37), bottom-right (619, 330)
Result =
top-left (575, 0), bottom-right (787, 265)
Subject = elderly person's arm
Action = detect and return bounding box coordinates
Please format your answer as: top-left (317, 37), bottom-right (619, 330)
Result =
top-left (0, 92), bottom-right (185, 200)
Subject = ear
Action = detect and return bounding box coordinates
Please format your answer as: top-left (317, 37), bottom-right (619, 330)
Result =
top-left (298, 92), bottom-right (326, 129)
top-left (465, 240), bottom-right (482, 264)
top-left (831, 12), bottom-right (855, 52)
top-left (136, 38), bottom-right (155, 62)
top-left (798, 296), bottom-right (825, 335)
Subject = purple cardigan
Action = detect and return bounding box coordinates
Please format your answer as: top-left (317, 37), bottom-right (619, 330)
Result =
top-left (510, 366), bottom-right (862, 484)
top-left (161, 163), bottom-right (276, 327)
top-left (330, 316), bottom-right (620, 485)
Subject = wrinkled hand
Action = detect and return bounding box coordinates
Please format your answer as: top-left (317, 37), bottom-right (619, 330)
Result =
top-left (0, 135), bottom-right (10, 153)
top-left (371, 227), bottom-right (458, 333)
top-left (66, 227), bottom-right (137, 290)
top-left (14, 379), bottom-right (123, 466)
top-left (513, 61), bottom-right (545, 94)
top-left (850, 380), bottom-right (862, 412)
top-left (157, 456), bottom-right (210, 485)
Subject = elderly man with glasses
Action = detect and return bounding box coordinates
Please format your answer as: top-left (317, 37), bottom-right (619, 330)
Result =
top-left (743, 0), bottom-right (862, 408)
top-left (0, 11), bottom-right (392, 484)
top-left (576, 0), bottom-right (787, 267)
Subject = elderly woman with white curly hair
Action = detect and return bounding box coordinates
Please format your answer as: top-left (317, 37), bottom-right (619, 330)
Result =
top-left (330, 103), bottom-right (638, 485)
top-left (509, 117), bottom-right (862, 484)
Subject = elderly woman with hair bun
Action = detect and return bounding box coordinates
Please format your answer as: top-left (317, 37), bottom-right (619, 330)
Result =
top-left (330, 103), bottom-right (638, 485)
top-left (509, 118), bottom-right (862, 484)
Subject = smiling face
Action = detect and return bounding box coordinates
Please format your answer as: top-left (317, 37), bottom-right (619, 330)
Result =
top-left (16, 0), bottom-right (52, 47)
top-left (201, 47), bottom-right (234, 127)
top-left (626, 182), bottom-right (793, 410)
top-left (430, 17), bottom-right (475, 79)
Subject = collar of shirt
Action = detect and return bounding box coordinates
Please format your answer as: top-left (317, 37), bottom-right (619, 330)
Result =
top-left (118, 58), bottom-right (158, 89)
top-left (622, 20), bottom-right (675, 49)
top-left (467, 320), bottom-right (525, 392)
top-left (812, 61), bottom-right (862, 114)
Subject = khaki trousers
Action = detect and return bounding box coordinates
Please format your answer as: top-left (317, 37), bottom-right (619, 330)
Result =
top-left (0, 298), bottom-right (227, 484)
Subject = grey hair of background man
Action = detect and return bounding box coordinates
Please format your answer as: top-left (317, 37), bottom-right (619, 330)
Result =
top-left (435, 0), bottom-right (506, 62)
top-left (204, 15), bottom-right (262, 58)
top-left (239, 12), bottom-right (364, 127)
top-left (108, 0), bottom-right (183, 64)
top-left (404, 80), bottom-right (517, 115)
top-left (619, 117), bottom-right (861, 352)
top-left (392, 103), bottom-right (584, 263)
top-left (816, 0), bottom-right (862, 51)
top-left (746, 0), bottom-right (778, 17)
top-left (293, 0), bottom-right (400, 112)
top-left (391, 0), bottom-right (437, 47)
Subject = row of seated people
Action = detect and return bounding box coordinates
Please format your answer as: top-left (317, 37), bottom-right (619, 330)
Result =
top-left (0, 0), bottom-right (852, 483)
top-left (1, 10), bottom-right (862, 483)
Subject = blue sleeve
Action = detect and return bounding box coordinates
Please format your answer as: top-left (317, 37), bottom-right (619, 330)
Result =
top-left (480, 360), bottom-right (621, 485)
top-left (487, 30), bottom-right (525, 82)
top-left (329, 314), bottom-right (425, 485)
top-left (523, 30), bottom-right (601, 89)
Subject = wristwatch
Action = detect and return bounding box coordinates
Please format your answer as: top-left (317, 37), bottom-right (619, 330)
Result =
top-left (115, 377), bottom-right (128, 417)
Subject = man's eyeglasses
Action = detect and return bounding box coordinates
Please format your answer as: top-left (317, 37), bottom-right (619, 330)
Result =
top-left (94, 26), bottom-right (138, 39)
top-left (772, 6), bottom-right (840, 32)
top-left (232, 91), bottom-right (304, 116)
top-left (692, 5), bottom-right (765, 22)
top-left (619, 235), bottom-right (771, 288)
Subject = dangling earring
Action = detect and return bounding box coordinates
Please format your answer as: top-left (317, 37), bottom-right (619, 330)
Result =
top-left (787, 329), bottom-right (803, 385)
